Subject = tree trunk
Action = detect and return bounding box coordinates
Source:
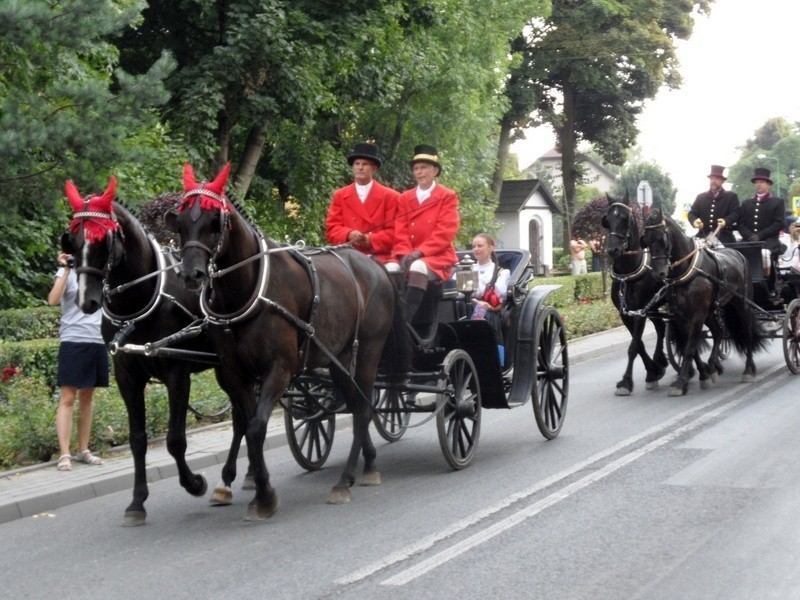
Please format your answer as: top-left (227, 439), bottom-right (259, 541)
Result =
top-left (234, 120), bottom-right (269, 198)
top-left (492, 114), bottom-right (513, 199)
top-left (559, 83), bottom-right (578, 254)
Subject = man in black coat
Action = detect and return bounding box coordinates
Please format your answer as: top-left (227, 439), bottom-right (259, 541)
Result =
top-left (687, 164), bottom-right (739, 244)
top-left (737, 167), bottom-right (785, 253)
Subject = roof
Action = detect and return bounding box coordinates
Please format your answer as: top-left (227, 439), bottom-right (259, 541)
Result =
top-left (530, 148), bottom-right (617, 181)
top-left (497, 179), bottom-right (561, 214)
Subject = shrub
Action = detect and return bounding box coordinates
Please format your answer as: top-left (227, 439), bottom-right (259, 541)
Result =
top-left (0, 307), bottom-right (60, 342)
top-left (0, 339), bottom-right (59, 392)
top-left (559, 297), bottom-right (622, 340)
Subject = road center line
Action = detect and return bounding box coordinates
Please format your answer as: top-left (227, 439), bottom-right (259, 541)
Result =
top-left (337, 362), bottom-right (786, 587)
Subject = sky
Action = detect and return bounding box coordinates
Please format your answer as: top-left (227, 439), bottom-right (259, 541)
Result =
top-left (511, 0), bottom-right (800, 206)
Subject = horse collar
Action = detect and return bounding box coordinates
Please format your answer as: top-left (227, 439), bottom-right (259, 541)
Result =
top-left (611, 249), bottom-right (651, 282)
top-left (666, 247), bottom-right (701, 285)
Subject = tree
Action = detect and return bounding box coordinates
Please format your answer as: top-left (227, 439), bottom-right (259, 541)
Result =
top-left (0, 0), bottom-right (173, 308)
top-left (499, 0), bottom-right (713, 252)
top-left (611, 160), bottom-right (677, 217)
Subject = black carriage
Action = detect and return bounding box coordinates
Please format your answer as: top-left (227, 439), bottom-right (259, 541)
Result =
top-left (284, 249), bottom-right (569, 471)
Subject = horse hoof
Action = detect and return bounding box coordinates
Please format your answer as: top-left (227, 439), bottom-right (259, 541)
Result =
top-left (188, 475), bottom-right (208, 497)
top-left (243, 497), bottom-right (279, 521)
top-left (741, 374), bottom-right (754, 383)
top-left (645, 381), bottom-right (659, 390)
top-left (360, 470), bottom-right (381, 486)
top-left (327, 486), bottom-right (351, 505)
top-left (614, 387), bottom-right (632, 397)
top-left (241, 473), bottom-right (256, 491)
top-left (122, 510), bottom-right (146, 527)
top-left (668, 386), bottom-right (685, 397)
top-left (210, 483), bottom-right (232, 506)
top-left (700, 378), bottom-right (712, 390)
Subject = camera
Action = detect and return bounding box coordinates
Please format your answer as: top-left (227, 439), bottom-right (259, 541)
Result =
top-left (66, 257), bottom-right (75, 269)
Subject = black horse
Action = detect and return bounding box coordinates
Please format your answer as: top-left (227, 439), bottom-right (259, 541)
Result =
top-left (166, 163), bottom-right (410, 520)
top-left (61, 177), bottom-right (246, 526)
top-left (601, 194), bottom-right (668, 395)
top-left (641, 208), bottom-right (768, 396)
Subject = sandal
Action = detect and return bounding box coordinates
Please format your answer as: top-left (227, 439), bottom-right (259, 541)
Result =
top-left (75, 449), bottom-right (103, 465)
top-left (57, 454), bottom-right (72, 471)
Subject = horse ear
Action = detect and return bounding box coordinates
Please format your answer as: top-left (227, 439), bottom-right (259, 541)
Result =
top-left (98, 176), bottom-right (117, 209)
top-left (623, 190), bottom-right (630, 204)
top-left (164, 208), bottom-right (179, 233)
top-left (183, 163), bottom-right (197, 191)
top-left (65, 180), bottom-right (83, 212)
top-left (207, 163), bottom-right (231, 196)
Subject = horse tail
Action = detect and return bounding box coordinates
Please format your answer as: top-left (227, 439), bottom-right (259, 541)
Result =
top-left (724, 300), bottom-right (770, 356)
top-left (379, 272), bottom-right (412, 385)
top-left (671, 323), bottom-right (710, 358)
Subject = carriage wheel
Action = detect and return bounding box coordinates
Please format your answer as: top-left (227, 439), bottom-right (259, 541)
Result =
top-left (532, 306), bottom-right (568, 439)
top-left (284, 385), bottom-right (337, 471)
top-left (372, 388), bottom-right (410, 442)
top-left (783, 299), bottom-right (800, 374)
top-left (436, 349), bottom-right (481, 470)
top-left (665, 321), bottom-right (682, 371)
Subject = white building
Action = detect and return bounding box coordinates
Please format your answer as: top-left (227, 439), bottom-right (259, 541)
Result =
top-left (495, 179), bottom-right (560, 276)
top-left (524, 148), bottom-right (617, 194)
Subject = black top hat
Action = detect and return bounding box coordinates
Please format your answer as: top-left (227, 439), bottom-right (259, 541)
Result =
top-left (751, 167), bottom-right (773, 184)
top-left (347, 142), bottom-right (381, 168)
top-left (707, 164), bottom-right (726, 180)
top-left (409, 144), bottom-right (442, 172)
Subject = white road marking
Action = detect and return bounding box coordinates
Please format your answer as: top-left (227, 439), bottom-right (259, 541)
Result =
top-left (336, 362), bottom-right (786, 587)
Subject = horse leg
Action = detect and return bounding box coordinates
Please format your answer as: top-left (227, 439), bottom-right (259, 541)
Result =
top-left (670, 326), bottom-right (702, 396)
top-left (210, 400), bottom-right (247, 505)
top-left (327, 371), bottom-right (381, 504)
top-left (649, 318), bottom-right (669, 382)
top-left (615, 316), bottom-right (640, 396)
top-left (163, 369), bottom-right (208, 499)
top-left (241, 373), bottom-right (284, 522)
top-left (116, 368), bottom-right (150, 526)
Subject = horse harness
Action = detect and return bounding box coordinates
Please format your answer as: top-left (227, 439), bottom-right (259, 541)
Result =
top-left (183, 187), bottom-right (367, 381)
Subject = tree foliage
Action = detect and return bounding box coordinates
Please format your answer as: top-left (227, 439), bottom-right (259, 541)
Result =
top-left (500, 0), bottom-right (713, 250)
top-left (0, 0), bottom-right (174, 307)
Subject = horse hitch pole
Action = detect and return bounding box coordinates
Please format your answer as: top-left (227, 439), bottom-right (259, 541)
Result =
top-left (142, 320), bottom-right (207, 355)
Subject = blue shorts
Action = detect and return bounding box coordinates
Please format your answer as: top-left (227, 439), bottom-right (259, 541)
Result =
top-left (57, 342), bottom-right (110, 388)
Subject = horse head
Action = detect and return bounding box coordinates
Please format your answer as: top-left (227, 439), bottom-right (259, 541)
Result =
top-left (601, 192), bottom-right (640, 259)
top-left (165, 163), bottom-right (231, 292)
top-left (61, 176), bottom-right (123, 313)
top-left (640, 207), bottom-right (671, 282)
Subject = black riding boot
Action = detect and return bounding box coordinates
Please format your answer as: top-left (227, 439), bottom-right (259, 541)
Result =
top-left (405, 285), bottom-right (426, 322)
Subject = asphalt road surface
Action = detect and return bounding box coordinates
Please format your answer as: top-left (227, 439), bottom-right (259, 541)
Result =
top-left (2, 337), bottom-right (799, 599)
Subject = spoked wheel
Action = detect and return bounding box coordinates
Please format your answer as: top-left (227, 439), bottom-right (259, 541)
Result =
top-left (533, 306), bottom-right (568, 439)
top-left (372, 387), bottom-right (411, 442)
top-left (665, 320), bottom-right (682, 371)
top-left (783, 298), bottom-right (800, 374)
top-left (284, 384), bottom-right (338, 471)
top-left (436, 349), bottom-right (481, 470)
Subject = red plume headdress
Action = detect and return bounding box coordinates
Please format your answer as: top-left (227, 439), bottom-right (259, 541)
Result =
top-left (65, 176), bottom-right (120, 242)
top-left (180, 163), bottom-right (231, 213)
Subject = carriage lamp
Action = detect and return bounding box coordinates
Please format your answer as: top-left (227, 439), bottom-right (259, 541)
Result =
top-left (455, 255), bottom-right (479, 293)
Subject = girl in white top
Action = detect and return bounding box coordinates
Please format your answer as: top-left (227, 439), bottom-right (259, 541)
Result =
top-left (470, 233), bottom-right (510, 365)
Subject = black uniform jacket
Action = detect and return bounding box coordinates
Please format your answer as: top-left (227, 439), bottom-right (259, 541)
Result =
top-left (737, 194), bottom-right (785, 252)
top-left (687, 189), bottom-right (740, 244)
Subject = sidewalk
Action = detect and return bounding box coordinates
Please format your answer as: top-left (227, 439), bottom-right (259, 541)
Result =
top-left (0, 326), bottom-right (646, 525)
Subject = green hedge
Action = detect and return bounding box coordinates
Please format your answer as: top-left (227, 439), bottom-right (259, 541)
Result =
top-left (0, 339), bottom-right (59, 391)
top-left (534, 272), bottom-right (606, 308)
top-left (0, 307), bottom-right (60, 342)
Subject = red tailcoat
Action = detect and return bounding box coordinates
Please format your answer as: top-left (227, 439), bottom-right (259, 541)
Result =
top-left (394, 183), bottom-right (459, 280)
top-left (325, 180), bottom-right (400, 264)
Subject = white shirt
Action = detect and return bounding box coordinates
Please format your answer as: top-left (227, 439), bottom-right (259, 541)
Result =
top-left (474, 261), bottom-right (510, 302)
top-left (355, 181), bottom-right (373, 203)
top-left (416, 182), bottom-right (436, 203)
top-left (56, 268), bottom-right (104, 344)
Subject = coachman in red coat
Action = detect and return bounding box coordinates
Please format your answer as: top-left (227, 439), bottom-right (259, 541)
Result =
top-left (394, 144), bottom-right (459, 322)
top-left (325, 142), bottom-right (400, 265)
